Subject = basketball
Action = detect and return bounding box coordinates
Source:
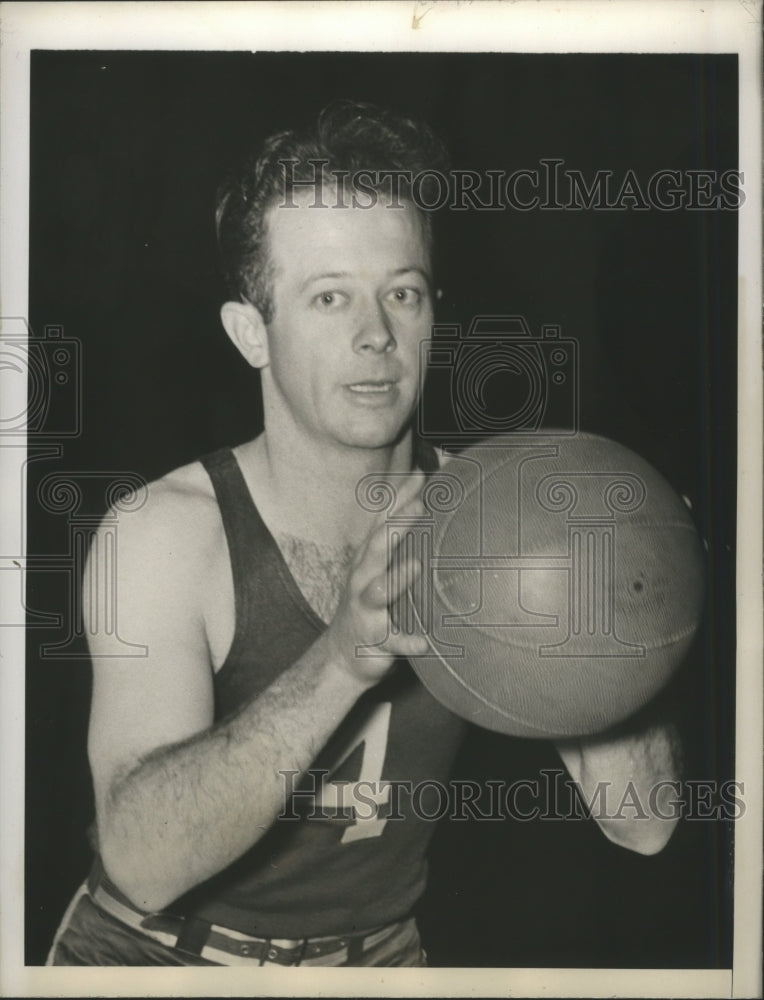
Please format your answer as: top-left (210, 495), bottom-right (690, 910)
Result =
top-left (403, 432), bottom-right (705, 738)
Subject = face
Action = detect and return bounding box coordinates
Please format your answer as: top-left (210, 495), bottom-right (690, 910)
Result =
top-left (257, 188), bottom-right (433, 452)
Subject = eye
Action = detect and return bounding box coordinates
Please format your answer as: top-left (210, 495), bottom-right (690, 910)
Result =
top-left (312, 290), bottom-right (349, 311)
top-left (386, 287), bottom-right (423, 308)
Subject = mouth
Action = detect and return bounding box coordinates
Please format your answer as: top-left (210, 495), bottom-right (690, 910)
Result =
top-left (345, 380), bottom-right (398, 394)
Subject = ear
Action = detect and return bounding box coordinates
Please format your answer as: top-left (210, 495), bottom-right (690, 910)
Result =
top-left (220, 301), bottom-right (269, 369)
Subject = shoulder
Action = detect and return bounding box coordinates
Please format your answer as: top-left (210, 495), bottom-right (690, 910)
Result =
top-left (149, 456), bottom-right (220, 520)
top-left (94, 456), bottom-right (225, 585)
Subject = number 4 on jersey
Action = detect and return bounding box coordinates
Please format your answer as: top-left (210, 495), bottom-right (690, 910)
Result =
top-left (316, 701), bottom-right (392, 844)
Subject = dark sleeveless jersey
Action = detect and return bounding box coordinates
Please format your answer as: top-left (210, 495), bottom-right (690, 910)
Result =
top-left (145, 446), bottom-right (467, 939)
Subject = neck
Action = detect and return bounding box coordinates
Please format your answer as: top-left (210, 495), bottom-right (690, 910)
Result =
top-left (236, 424), bottom-right (416, 548)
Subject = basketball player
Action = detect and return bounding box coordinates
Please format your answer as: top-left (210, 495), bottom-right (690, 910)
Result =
top-left (48, 102), bottom-right (682, 967)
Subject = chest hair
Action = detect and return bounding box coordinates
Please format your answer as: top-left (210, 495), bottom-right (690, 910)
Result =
top-left (275, 533), bottom-right (356, 624)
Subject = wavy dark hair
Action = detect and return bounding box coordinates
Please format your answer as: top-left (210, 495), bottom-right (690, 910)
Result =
top-left (215, 100), bottom-right (450, 323)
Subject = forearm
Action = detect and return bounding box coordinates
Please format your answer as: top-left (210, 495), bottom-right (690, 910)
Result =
top-left (556, 719), bottom-right (683, 855)
top-left (99, 635), bottom-right (365, 911)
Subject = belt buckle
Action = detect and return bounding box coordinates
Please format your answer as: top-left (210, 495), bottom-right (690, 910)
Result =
top-left (261, 937), bottom-right (305, 966)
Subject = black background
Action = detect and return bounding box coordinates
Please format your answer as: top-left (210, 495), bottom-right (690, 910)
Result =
top-left (26, 51), bottom-right (737, 967)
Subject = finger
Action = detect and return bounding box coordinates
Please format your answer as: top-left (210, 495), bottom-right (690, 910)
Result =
top-left (354, 513), bottom-right (412, 579)
top-left (398, 469), bottom-right (427, 505)
top-left (364, 470), bottom-right (428, 535)
top-left (361, 553), bottom-right (422, 613)
top-left (366, 482), bottom-right (428, 554)
top-left (388, 552), bottom-right (423, 609)
top-left (387, 592), bottom-right (431, 654)
top-left (393, 631), bottom-right (431, 658)
top-left (360, 514), bottom-right (428, 597)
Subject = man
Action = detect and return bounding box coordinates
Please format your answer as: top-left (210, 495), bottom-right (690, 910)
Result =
top-left (48, 101), bottom-right (681, 967)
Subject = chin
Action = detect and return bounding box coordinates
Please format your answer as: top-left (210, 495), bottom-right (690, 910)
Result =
top-left (333, 416), bottom-right (413, 452)
top-left (337, 429), bottom-right (406, 452)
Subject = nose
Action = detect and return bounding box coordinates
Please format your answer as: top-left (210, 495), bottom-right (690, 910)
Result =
top-left (353, 299), bottom-right (396, 354)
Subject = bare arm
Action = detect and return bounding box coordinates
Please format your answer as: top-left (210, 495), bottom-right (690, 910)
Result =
top-left (556, 716), bottom-right (683, 855)
top-left (88, 472), bottom-right (427, 912)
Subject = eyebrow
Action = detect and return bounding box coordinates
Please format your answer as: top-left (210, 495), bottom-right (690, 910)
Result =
top-left (299, 266), bottom-right (432, 293)
top-left (391, 266), bottom-right (432, 284)
top-left (299, 271), bottom-right (351, 293)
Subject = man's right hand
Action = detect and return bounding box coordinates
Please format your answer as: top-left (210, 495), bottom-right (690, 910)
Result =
top-left (322, 470), bottom-right (431, 688)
